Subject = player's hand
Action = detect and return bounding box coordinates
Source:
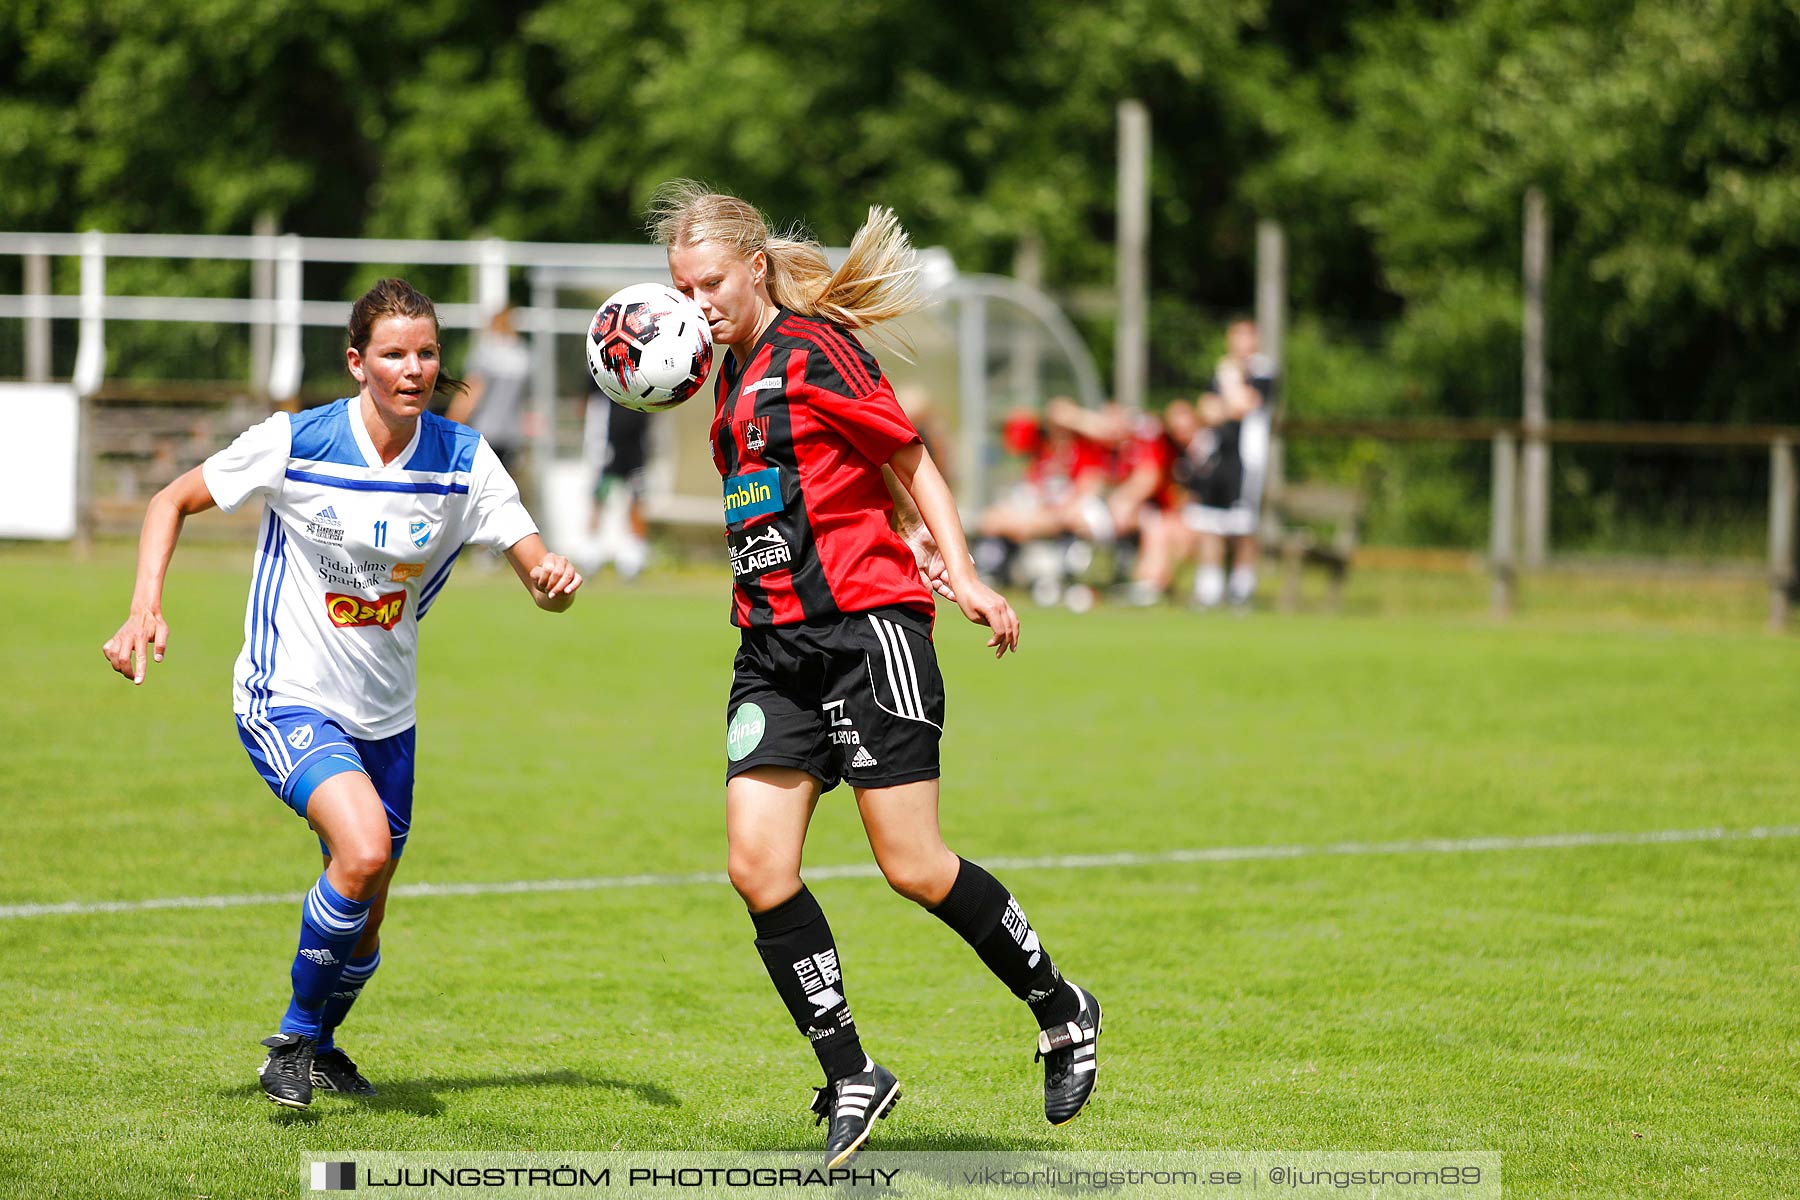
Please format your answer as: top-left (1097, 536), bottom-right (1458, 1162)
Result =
top-left (953, 576), bottom-right (1020, 659)
top-left (102, 608), bottom-right (169, 685)
top-left (903, 523), bottom-right (960, 602)
top-left (530, 553), bottom-right (584, 600)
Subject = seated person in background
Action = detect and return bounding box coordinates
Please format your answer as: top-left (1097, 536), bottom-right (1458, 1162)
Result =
top-left (974, 403), bottom-right (1111, 591)
top-left (1115, 400), bottom-right (1188, 605)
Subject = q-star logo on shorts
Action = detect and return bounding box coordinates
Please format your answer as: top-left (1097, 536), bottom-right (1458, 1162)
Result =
top-left (325, 591), bottom-right (407, 631)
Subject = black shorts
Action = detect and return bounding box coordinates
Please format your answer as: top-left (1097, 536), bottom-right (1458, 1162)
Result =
top-left (726, 606), bottom-right (944, 792)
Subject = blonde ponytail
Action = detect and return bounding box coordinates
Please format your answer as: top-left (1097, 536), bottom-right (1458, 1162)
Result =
top-left (650, 181), bottom-right (928, 346)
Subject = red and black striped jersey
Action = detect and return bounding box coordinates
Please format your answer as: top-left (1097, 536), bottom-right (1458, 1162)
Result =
top-left (709, 309), bottom-right (933, 629)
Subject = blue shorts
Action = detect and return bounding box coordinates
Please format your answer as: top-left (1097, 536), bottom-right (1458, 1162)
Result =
top-left (236, 705), bottom-right (415, 859)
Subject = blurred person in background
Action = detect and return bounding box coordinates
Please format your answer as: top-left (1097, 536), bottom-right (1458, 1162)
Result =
top-left (973, 402), bottom-right (1112, 601)
top-left (894, 383), bottom-right (953, 491)
top-left (580, 388), bottom-right (652, 578)
top-left (1112, 400), bottom-right (1188, 606)
top-left (1184, 319), bottom-right (1276, 610)
top-left (101, 279), bottom-right (582, 1109)
top-left (450, 304), bottom-right (534, 479)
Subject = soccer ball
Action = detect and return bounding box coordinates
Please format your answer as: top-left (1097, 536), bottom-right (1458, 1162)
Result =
top-left (585, 283), bottom-right (713, 412)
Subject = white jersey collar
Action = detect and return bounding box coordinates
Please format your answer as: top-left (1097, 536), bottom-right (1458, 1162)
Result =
top-left (348, 396), bottom-right (424, 469)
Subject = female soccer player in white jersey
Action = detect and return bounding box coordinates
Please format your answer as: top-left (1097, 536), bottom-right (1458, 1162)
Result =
top-left (101, 278), bottom-right (583, 1108)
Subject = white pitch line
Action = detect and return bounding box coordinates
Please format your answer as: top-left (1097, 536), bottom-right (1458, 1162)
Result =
top-left (3, 824), bottom-right (1797, 922)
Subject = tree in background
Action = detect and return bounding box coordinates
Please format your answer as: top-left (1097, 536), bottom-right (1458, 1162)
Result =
top-left (4, 0), bottom-right (1797, 542)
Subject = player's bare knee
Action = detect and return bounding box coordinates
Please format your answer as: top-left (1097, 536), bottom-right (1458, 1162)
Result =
top-left (728, 853), bottom-right (796, 911)
top-left (333, 844), bottom-right (391, 892)
top-left (880, 856), bottom-right (955, 907)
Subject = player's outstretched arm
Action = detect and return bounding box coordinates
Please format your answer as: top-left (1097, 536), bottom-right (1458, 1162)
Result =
top-left (504, 534), bottom-right (584, 612)
top-left (103, 466), bottom-right (217, 685)
top-left (887, 442), bottom-right (1019, 658)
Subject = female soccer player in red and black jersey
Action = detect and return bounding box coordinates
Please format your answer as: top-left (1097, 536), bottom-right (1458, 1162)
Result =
top-left (654, 182), bottom-right (1101, 1164)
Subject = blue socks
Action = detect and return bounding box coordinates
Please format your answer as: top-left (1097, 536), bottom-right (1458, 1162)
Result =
top-left (317, 949), bottom-right (381, 1054)
top-left (279, 875), bottom-right (372, 1040)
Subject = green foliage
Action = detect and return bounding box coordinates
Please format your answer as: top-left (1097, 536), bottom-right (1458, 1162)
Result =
top-left (4, 0), bottom-right (1798, 429)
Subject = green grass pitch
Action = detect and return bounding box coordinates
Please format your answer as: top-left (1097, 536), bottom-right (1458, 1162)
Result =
top-left (1, 543), bottom-right (1795, 1198)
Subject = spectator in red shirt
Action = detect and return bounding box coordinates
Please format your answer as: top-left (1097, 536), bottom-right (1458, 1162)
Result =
top-left (653, 181), bottom-right (1101, 1164)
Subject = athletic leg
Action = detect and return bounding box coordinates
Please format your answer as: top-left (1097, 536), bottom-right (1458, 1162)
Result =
top-left (730, 766), bottom-right (897, 1164)
top-left (857, 772), bottom-right (1100, 1123)
top-left (1194, 530), bottom-right (1227, 607)
top-left (728, 766), bottom-right (868, 1077)
top-left (255, 770), bottom-right (388, 1106)
top-left (312, 726), bottom-right (413, 1090)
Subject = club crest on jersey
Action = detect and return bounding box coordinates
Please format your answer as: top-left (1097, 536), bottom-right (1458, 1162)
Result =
top-left (739, 416), bottom-right (771, 452)
top-left (286, 724), bottom-right (315, 751)
top-left (408, 520), bottom-right (433, 549)
top-left (326, 590), bottom-right (407, 631)
top-left (723, 467), bottom-right (783, 526)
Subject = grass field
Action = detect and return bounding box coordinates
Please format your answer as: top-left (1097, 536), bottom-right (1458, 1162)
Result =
top-left (1, 542), bottom-right (1796, 1199)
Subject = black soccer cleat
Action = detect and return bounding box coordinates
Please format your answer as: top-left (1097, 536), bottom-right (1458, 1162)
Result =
top-left (311, 1047), bottom-right (377, 1097)
top-left (810, 1058), bottom-right (901, 1168)
top-left (1036, 983), bottom-right (1102, 1125)
top-left (258, 1033), bottom-right (316, 1109)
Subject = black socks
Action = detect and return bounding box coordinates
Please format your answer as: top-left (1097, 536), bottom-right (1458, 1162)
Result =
top-left (750, 886), bottom-right (866, 1081)
top-left (930, 857), bottom-right (1078, 1028)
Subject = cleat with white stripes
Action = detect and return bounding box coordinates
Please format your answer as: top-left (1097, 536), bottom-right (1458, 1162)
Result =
top-left (257, 1032), bottom-right (316, 1108)
top-left (810, 1057), bottom-right (900, 1167)
top-left (1036, 983), bottom-right (1101, 1125)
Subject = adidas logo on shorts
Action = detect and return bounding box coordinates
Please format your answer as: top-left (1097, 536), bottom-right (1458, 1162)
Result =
top-left (851, 746), bottom-right (879, 769)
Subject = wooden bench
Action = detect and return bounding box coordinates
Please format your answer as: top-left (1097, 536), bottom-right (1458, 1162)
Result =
top-left (1262, 482), bottom-right (1363, 612)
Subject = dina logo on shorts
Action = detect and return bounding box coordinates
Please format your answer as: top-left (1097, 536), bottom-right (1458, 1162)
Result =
top-left (727, 702), bottom-right (766, 761)
top-left (286, 724), bottom-right (315, 751)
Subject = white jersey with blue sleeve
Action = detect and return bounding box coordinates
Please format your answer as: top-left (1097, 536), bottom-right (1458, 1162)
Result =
top-left (202, 398), bottom-right (538, 743)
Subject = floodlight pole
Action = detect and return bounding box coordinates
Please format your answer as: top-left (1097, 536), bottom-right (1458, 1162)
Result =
top-left (24, 248), bottom-right (49, 383)
top-left (1770, 437), bottom-right (1796, 632)
top-left (1010, 232), bottom-right (1043, 408)
top-left (250, 213), bottom-right (276, 396)
top-left (529, 273), bottom-right (558, 521)
top-left (1522, 187), bottom-right (1550, 568)
top-left (1115, 99), bottom-right (1150, 410)
top-left (1491, 432), bottom-right (1518, 618)
top-left (1256, 218), bottom-right (1287, 499)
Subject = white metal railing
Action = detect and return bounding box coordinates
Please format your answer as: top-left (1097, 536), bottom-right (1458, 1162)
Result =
top-left (0, 230), bottom-right (1105, 516)
top-left (0, 231), bottom-right (676, 401)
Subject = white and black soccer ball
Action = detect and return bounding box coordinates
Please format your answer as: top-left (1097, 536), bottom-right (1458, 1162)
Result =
top-left (585, 283), bottom-right (714, 413)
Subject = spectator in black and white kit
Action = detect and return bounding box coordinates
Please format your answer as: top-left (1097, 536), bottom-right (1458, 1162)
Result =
top-left (580, 389), bottom-right (652, 578)
top-left (1180, 319), bottom-right (1276, 609)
